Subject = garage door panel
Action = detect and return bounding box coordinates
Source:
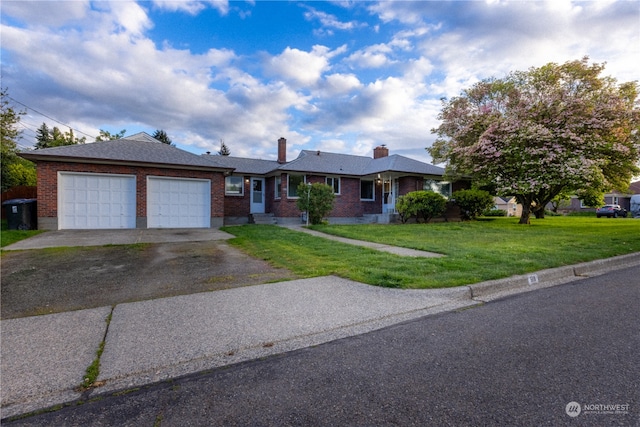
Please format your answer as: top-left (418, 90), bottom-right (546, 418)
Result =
top-left (59, 173), bottom-right (136, 230)
top-left (147, 177), bottom-right (210, 228)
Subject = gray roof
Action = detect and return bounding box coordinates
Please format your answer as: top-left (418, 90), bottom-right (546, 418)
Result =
top-left (20, 132), bottom-right (230, 171)
top-left (20, 132), bottom-right (443, 178)
top-left (276, 150), bottom-right (444, 177)
top-left (364, 155), bottom-right (444, 176)
top-left (202, 155), bottom-right (280, 175)
top-left (277, 150), bottom-right (372, 176)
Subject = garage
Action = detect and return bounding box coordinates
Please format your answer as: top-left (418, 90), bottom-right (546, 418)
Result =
top-left (147, 177), bottom-right (211, 228)
top-left (58, 172), bottom-right (136, 229)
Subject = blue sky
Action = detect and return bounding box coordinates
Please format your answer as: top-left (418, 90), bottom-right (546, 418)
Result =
top-left (2, 1), bottom-right (639, 164)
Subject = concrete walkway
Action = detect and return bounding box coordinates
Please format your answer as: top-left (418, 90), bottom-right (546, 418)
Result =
top-left (281, 225), bottom-right (443, 257)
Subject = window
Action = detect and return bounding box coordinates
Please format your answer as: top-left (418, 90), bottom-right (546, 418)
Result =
top-left (326, 176), bottom-right (340, 194)
top-left (288, 174), bottom-right (305, 198)
top-left (360, 180), bottom-right (374, 200)
top-left (423, 179), bottom-right (451, 198)
top-left (225, 176), bottom-right (244, 195)
top-left (275, 176), bottom-right (282, 199)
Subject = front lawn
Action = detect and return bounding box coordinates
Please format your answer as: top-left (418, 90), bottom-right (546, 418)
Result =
top-left (222, 217), bottom-right (640, 289)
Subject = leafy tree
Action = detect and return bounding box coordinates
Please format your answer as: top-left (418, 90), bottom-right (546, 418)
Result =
top-left (152, 129), bottom-right (173, 145)
top-left (549, 190), bottom-right (573, 213)
top-left (429, 57), bottom-right (640, 224)
top-left (35, 123), bottom-right (86, 148)
top-left (1, 88), bottom-right (36, 191)
top-left (451, 189), bottom-right (495, 221)
top-left (218, 140), bottom-right (231, 156)
top-left (296, 182), bottom-right (335, 225)
top-left (95, 129), bottom-right (126, 141)
top-left (396, 191), bottom-right (447, 223)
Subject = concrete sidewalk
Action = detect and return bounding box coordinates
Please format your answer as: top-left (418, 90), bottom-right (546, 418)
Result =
top-left (1, 277), bottom-right (473, 419)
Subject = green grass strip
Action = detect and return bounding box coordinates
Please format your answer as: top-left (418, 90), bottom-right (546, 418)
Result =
top-left (80, 308), bottom-right (113, 390)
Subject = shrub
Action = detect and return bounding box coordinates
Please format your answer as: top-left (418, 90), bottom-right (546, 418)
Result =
top-left (296, 182), bottom-right (335, 225)
top-left (483, 209), bottom-right (507, 217)
top-left (396, 191), bottom-right (447, 223)
top-left (452, 189), bottom-right (495, 220)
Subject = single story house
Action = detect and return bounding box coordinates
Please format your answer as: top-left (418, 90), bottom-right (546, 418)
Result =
top-left (20, 133), bottom-right (460, 230)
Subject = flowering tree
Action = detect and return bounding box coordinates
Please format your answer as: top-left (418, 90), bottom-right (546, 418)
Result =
top-left (429, 58), bottom-right (640, 224)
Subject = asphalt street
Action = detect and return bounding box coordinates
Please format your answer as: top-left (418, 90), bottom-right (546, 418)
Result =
top-left (5, 264), bottom-right (639, 426)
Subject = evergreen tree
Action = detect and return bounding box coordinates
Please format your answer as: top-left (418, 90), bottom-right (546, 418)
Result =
top-left (35, 123), bottom-right (52, 149)
top-left (218, 140), bottom-right (231, 156)
top-left (35, 123), bottom-right (86, 148)
top-left (152, 129), bottom-right (173, 145)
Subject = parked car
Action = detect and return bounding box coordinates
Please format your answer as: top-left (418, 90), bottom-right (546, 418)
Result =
top-left (596, 204), bottom-right (628, 218)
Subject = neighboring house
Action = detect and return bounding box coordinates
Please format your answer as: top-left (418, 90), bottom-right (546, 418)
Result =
top-left (493, 196), bottom-right (521, 217)
top-left (563, 182), bottom-right (639, 214)
top-left (20, 133), bottom-right (458, 230)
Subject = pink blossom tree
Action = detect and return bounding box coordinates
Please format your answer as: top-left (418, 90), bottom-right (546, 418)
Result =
top-left (429, 58), bottom-right (640, 224)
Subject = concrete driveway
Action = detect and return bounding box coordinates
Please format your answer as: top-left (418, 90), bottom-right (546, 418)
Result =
top-left (2, 228), bottom-right (235, 250)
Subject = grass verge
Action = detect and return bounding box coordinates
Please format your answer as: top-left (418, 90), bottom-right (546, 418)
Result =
top-left (222, 217), bottom-right (640, 289)
top-left (1, 220), bottom-right (43, 248)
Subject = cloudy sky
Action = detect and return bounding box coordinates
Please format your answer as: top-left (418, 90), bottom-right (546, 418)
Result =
top-left (2, 1), bottom-right (638, 163)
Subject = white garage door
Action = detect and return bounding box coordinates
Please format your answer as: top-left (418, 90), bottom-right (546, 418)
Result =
top-left (147, 177), bottom-right (211, 228)
top-left (58, 172), bottom-right (136, 229)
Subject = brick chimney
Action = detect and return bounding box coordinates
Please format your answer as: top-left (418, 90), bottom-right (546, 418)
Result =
top-left (374, 145), bottom-right (389, 159)
top-left (278, 137), bottom-right (287, 163)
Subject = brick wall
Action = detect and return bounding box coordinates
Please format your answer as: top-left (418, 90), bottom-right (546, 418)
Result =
top-left (224, 176), bottom-right (250, 217)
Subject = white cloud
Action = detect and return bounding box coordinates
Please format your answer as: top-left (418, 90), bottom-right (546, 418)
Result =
top-left (0, 0), bottom-right (90, 27)
top-left (152, 0), bottom-right (229, 16)
top-left (264, 45), bottom-right (346, 88)
top-left (345, 44), bottom-right (393, 69)
top-left (322, 73), bottom-right (363, 96)
top-left (303, 5), bottom-right (365, 31)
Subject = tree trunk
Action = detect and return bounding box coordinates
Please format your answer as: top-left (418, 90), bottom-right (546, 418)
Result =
top-left (516, 195), bottom-right (532, 224)
top-left (519, 204), bottom-right (531, 224)
top-left (534, 208), bottom-right (545, 219)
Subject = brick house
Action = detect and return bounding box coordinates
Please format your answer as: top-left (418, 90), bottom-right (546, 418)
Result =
top-left (21, 133), bottom-right (456, 229)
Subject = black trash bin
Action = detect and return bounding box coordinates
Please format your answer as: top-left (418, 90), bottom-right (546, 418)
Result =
top-left (2, 198), bottom-right (37, 230)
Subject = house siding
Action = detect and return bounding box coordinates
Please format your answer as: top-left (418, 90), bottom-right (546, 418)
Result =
top-left (36, 162), bottom-right (224, 229)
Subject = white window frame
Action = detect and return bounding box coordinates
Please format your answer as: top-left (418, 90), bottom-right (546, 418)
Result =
top-left (275, 176), bottom-right (282, 199)
top-left (225, 176), bottom-right (244, 196)
top-left (325, 176), bottom-right (341, 195)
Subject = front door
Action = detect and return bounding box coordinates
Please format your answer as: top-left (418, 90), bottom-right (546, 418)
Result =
top-left (382, 178), bottom-right (397, 213)
top-left (250, 177), bottom-right (265, 214)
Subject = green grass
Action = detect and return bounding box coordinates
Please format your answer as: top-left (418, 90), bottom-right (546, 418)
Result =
top-left (1, 220), bottom-right (44, 247)
top-left (222, 217), bottom-right (640, 289)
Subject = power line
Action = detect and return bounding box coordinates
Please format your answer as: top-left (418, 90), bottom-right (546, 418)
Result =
top-left (8, 96), bottom-right (97, 140)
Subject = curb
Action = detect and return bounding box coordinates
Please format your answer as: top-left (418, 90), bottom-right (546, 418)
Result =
top-left (468, 252), bottom-right (640, 302)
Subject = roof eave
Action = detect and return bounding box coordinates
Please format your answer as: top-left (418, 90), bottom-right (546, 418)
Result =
top-left (19, 153), bottom-right (234, 173)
